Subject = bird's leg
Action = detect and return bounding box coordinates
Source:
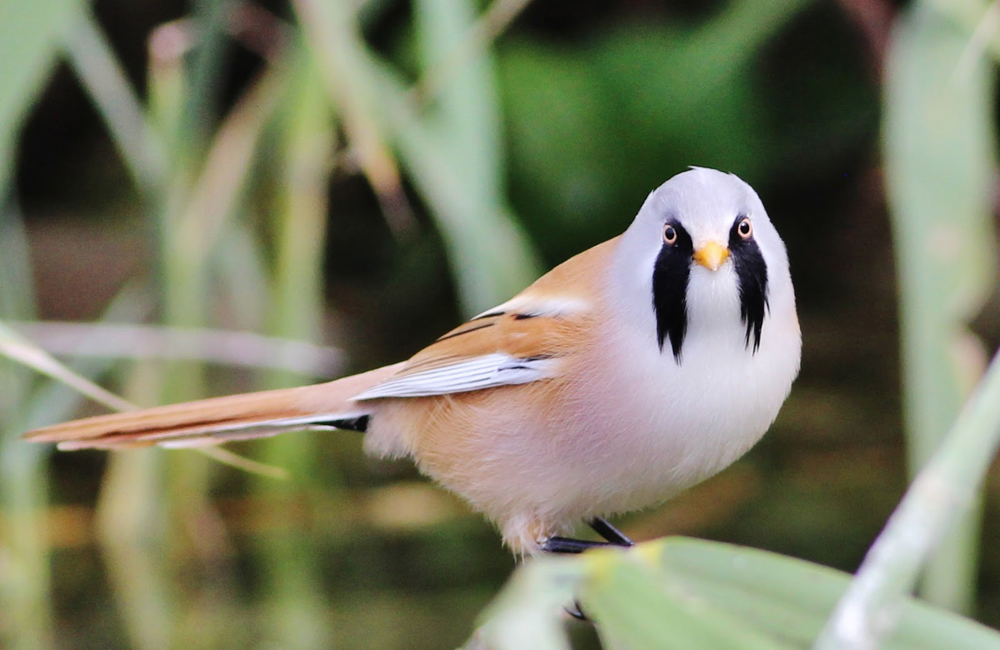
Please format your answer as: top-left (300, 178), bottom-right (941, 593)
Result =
top-left (540, 518), bottom-right (633, 554)
top-left (589, 517), bottom-right (633, 547)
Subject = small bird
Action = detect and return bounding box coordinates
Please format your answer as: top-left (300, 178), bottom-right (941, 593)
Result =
top-left (25, 168), bottom-right (801, 556)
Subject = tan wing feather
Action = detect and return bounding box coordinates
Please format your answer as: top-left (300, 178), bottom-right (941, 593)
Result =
top-left (383, 238), bottom-right (618, 381)
top-left (397, 313), bottom-right (581, 374)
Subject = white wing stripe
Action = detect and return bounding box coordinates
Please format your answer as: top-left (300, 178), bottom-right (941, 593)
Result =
top-left (351, 353), bottom-right (556, 400)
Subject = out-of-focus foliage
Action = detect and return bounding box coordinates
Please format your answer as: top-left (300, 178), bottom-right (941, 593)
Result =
top-left (499, 0), bottom-right (876, 260)
top-left (0, 0), bottom-right (998, 648)
top-left (883, 0), bottom-right (998, 613)
top-left (0, 0), bottom-right (81, 194)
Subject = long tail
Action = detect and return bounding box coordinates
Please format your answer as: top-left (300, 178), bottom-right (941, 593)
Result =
top-left (23, 363), bottom-right (403, 451)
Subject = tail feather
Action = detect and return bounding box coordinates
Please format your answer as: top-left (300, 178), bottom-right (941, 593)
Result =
top-left (23, 363), bottom-right (403, 451)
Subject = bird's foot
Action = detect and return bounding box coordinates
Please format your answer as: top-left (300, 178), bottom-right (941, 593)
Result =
top-left (589, 516), bottom-right (634, 547)
top-left (541, 536), bottom-right (612, 554)
top-left (540, 517), bottom-right (634, 553)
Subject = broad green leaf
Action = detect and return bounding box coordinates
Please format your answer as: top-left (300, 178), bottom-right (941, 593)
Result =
top-left (656, 539), bottom-right (1000, 650)
top-left (582, 547), bottom-right (788, 650)
top-left (469, 538), bottom-right (1000, 649)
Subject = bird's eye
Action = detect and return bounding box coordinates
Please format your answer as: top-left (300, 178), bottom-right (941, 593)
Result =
top-left (737, 217), bottom-right (753, 239)
top-left (663, 224), bottom-right (678, 245)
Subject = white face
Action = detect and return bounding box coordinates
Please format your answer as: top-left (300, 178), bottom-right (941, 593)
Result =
top-left (610, 168), bottom-right (794, 360)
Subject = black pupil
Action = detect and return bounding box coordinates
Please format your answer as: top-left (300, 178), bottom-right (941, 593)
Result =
top-left (665, 226), bottom-right (676, 242)
top-left (739, 220), bottom-right (751, 235)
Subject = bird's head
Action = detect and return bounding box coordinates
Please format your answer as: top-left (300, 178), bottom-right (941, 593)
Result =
top-left (614, 167), bottom-right (793, 363)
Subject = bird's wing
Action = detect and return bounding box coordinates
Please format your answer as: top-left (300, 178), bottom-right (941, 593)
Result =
top-left (352, 301), bottom-right (591, 400)
top-left (353, 238), bottom-right (618, 401)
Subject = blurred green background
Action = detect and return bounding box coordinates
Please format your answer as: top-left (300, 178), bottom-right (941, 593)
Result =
top-left (1, 0), bottom-right (999, 648)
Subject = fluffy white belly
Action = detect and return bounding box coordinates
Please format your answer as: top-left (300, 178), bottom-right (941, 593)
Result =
top-left (542, 302), bottom-right (800, 521)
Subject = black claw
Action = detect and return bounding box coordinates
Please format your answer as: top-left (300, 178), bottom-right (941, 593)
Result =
top-left (565, 600), bottom-right (589, 621)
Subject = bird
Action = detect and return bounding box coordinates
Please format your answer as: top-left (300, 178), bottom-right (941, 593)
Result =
top-left (24, 167), bottom-right (801, 557)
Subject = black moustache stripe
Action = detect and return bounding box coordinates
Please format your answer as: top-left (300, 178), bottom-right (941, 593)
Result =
top-left (729, 218), bottom-right (769, 352)
top-left (652, 222), bottom-right (693, 362)
top-left (651, 218), bottom-right (770, 361)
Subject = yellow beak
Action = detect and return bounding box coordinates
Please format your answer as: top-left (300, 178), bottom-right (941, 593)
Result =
top-left (693, 241), bottom-right (730, 272)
